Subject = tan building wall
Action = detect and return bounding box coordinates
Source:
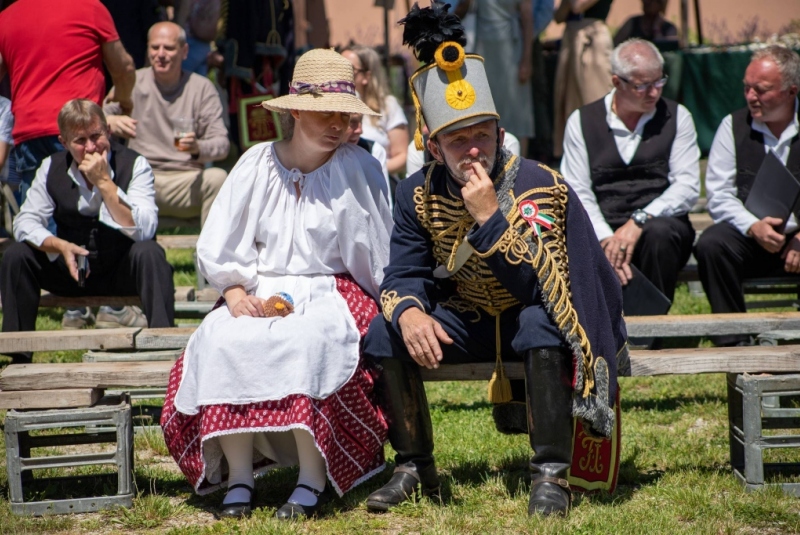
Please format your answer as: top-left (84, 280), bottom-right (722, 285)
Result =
top-left (316, 0), bottom-right (800, 52)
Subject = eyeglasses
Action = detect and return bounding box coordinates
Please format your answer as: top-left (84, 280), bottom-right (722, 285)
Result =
top-left (617, 75), bottom-right (669, 93)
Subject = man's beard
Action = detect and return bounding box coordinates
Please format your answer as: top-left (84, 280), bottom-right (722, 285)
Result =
top-left (447, 152), bottom-right (496, 185)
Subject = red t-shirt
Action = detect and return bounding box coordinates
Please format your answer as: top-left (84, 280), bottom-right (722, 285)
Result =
top-left (0, 0), bottom-right (120, 144)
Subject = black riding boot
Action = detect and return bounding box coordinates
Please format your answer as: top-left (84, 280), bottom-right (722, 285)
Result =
top-left (525, 347), bottom-right (574, 516)
top-left (366, 358), bottom-right (440, 512)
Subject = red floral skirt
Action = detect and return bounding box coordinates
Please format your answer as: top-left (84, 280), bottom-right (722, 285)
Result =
top-left (160, 275), bottom-right (388, 496)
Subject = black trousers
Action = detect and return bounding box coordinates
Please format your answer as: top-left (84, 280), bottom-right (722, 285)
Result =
top-left (625, 215), bottom-right (695, 302)
top-left (1, 240), bottom-right (175, 338)
top-left (362, 300), bottom-right (564, 364)
top-left (694, 222), bottom-right (790, 345)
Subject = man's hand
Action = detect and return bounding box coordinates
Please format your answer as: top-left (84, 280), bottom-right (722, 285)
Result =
top-left (462, 162), bottom-right (499, 226)
top-left (783, 235), bottom-right (800, 273)
top-left (748, 217), bottom-right (786, 253)
top-left (177, 132), bottom-right (200, 155)
top-left (78, 150), bottom-right (112, 188)
top-left (397, 307), bottom-right (454, 369)
top-left (600, 219), bottom-right (643, 285)
top-left (107, 115), bottom-right (138, 139)
top-left (58, 241), bottom-right (91, 282)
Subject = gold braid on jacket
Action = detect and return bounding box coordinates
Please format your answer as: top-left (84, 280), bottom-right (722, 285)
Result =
top-left (412, 157), bottom-right (597, 398)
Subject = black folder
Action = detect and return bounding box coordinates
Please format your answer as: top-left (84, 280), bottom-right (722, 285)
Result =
top-left (744, 150), bottom-right (800, 233)
top-left (622, 265), bottom-right (672, 317)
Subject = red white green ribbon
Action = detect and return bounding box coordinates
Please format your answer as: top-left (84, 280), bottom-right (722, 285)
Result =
top-left (519, 200), bottom-right (554, 237)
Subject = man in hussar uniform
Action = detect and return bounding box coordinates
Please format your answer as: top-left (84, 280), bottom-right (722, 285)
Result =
top-left (363, 2), bottom-right (628, 517)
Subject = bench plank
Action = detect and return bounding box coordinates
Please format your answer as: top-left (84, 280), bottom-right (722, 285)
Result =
top-left (156, 235), bottom-right (198, 249)
top-left (135, 327), bottom-right (197, 349)
top-left (418, 346), bottom-right (800, 380)
top-left (0, 361), bottom-right (172, 391)
top-left (130, 312), bottom-right (800, 351)
top-left (0, 388), bottom-right (103, 409)
top-left (4, 346), bottom-right (800, 391)
top-left (625, 312), bottom-right (800, 337)
top-left (0, 328), bottom-right (139, 354)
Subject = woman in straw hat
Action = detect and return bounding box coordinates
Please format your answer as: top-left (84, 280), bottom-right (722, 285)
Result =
top-left (160, 48), bottom-right (393, 520)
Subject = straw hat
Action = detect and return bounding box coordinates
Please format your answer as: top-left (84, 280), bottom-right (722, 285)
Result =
top-left (262, 48), bottom-right (380, 116)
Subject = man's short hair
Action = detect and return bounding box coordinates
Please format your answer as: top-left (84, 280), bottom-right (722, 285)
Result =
top-left (148, 22), bottom-right (187, 47)
top-left (751, 45), bottom-right (800, 90)
top-left (57, 99), bottom-right (108, 140)
top-left (611, 38), bottom-right (665, 79)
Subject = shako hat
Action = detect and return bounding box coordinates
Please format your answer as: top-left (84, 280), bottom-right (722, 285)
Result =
top-left (400, 2), bottom-right (498, 150)
top-left (262, 48), bottom-right (380, 116)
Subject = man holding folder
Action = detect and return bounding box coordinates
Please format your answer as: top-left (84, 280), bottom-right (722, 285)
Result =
top-left (695, 45), bottom-right (800, 346)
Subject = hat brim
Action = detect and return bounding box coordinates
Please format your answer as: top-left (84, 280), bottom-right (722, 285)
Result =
top-left (262, 94), bottom-right (381, 116)
top-left (432, 114), bottom-right (500, 138)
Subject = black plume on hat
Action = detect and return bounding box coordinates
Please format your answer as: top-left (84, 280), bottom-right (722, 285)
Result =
top-left (399, 2), bottom-right (466, 64)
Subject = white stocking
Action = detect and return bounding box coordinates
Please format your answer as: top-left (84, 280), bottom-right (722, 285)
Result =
top-left (288, 428), bottom-right (328, 506)
top-left (218, 432), bottom-right (255, 505)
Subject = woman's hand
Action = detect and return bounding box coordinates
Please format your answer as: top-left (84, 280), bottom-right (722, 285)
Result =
top-left (224, 285), bottom-right (265, 318)
top-left (229, 295), bottom-right (266, 318)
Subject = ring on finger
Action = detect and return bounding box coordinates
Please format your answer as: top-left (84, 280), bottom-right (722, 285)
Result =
top-left (619, 244), bottom-right (628, 252)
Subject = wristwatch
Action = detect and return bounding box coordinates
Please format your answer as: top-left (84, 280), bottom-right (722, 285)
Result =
top-left (630, 209), bottom-right (649, 228)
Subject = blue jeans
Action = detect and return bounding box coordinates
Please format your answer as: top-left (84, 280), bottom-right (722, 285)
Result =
top-left (13, 135), bottom-right (63, 232)
top-left (182, 37), bottom-right (211, 76)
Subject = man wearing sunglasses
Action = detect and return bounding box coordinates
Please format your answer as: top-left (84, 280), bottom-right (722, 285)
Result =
top-left (694, 45), bottom-right (800, 347)
top-left (561, 38), bottom-right (700, 315)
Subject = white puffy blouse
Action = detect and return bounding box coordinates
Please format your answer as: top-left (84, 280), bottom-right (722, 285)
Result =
top-left (174, 142), bottom-right (393, 415)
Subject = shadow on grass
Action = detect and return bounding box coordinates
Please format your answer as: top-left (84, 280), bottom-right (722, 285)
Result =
top-left (431, 400), bottom-right (493, 413)
top-left (621, 393), bottom-right (726, 412)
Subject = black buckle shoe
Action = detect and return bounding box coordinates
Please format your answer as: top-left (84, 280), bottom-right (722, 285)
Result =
top-left (528, 475), bottom-right (571, 517)
top-left (275, 483), bottom-right (331, 520)
top-left (216, 483), bottom-right (254, 519)
top-left (366, 464), bottom-right (440, 512)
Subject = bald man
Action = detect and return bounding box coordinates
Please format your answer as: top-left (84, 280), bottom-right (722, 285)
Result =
top-left (560, 38), bottom-right (700, 308)
top-left (105, 22), bottom-right (229, 227)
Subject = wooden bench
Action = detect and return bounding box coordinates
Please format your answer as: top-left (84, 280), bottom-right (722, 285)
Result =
top-left (5, 311), bottom-right (800, 409)
top-left (2, 345), bottom-right (800, 409)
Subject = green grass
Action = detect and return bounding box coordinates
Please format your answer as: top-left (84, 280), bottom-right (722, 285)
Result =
top-left (3, 260), bottom-right (800, 532)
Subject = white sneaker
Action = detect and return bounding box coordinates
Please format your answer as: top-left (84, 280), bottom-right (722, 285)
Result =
top-left (95, 306), bottom-right (148, 329)
top-left (61, 307), bottom-right (95, 330)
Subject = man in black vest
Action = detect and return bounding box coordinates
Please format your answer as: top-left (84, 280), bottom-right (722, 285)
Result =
top-left (0, 99), bottom-right (174, 363)
top-left (695, 45), bottom-right (800, 346)
top-left (561, 38), bottom-right (700, 307)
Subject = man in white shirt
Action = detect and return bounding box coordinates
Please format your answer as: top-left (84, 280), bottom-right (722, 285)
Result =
top-left (561, 38), bottom-right (700, 306)
top-left (694, 45), bottom-right (800, 346)
top-left (0, 99), bottom-right (174, 363)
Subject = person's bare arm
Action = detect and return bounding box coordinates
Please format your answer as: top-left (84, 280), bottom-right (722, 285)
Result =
top-left (0, 140), bottom-right (10, 171)
top-left (554, 0), bottom-right (572, 23)
top-left (518, 1), bottom-right (534, 83)
top-left (386, 126), bottom-right (409, 175)
top-left (569, 0), bottom-right (601, 13)
top-left (102, 40), bottom-right (135, 115)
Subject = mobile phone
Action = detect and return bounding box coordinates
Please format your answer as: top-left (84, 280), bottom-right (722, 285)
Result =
top-left (77, 254), bottom-right (87, 288)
